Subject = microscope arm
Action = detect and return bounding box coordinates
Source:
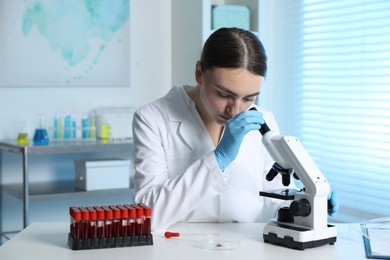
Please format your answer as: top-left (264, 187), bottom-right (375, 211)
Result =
top-left (262, 129), bottom-right (330, 197)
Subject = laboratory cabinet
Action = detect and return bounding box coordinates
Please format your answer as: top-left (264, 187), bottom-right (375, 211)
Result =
top-left (0, 139), bottom-right (133, 231)
top-left (172, 0), bottom-right (261, 87)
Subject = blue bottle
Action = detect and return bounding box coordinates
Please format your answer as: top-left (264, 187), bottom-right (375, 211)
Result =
top-left (33, 115), bottom-right (49, 145)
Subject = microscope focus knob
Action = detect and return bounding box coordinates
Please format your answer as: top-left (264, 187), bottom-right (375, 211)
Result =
top-left (290, 199), bottom-right (311, 217)
top-left (277, 207), bottom-right (294, 223)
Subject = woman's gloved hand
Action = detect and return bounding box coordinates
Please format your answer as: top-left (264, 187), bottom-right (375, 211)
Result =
top-left (328, 189), bottom-right (340, 217)
top-left (214, 109), bottom-right (264, 172)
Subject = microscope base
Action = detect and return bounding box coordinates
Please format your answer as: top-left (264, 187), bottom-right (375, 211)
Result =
top-left (263, 220), bottom-right (337, 250)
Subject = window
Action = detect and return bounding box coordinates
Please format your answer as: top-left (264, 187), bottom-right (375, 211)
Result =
top-left (262, 0), bottom-right (390, 222)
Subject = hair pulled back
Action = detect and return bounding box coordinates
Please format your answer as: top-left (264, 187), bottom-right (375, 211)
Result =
top-left (200, 27), bottom-right (267, 77)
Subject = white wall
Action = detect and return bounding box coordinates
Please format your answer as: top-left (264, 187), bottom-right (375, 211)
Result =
top-left (258, 0), bottom-right (296, 135)
top-left (0, 1), bottom-right (172, 140)
top-left (0, 1), bottom-right (283, 184)
top-left (0, 1), bottom-right (172, 183)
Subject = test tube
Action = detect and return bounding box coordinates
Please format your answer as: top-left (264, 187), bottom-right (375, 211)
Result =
top-left (81, 114), bottom-right (89, 139)
top-left (89, 112), bottom-right (96, 139)
top-left (53, 114), bottom-right (59, 140)
top-left (71, 114), bottom-right (77, 139)
top-left (124, 205), bottom-right (136, 237)
top-left (69, 206), bottom-right (81, 240)
top-left (79, 207), bottom-right (90, 240)
top-left (117, 205), bottom-right (129, 237)
top-left (109, 205), bottom-right (121, 237)
top-left (94, 206), bottom-right (105, 239)
top-left (64, 114), bottom-right (71, 139)
top-left (58, 115), bottom-right (64, 139)
top-left (133, 204), bottom-right (144, 236)
top-left (87, 206), bottom-right (97, 239)
top-left (139, 203), bottom-right (152, 235)
top-left (102, 206), bottom-right (113, 238)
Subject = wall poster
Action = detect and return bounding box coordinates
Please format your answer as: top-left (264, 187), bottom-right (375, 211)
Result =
top-left (0, 0), bottom-right (130, 87)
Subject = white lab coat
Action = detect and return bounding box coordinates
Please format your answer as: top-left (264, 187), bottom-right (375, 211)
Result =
top-left (132, 86), bottom-right (287, 231)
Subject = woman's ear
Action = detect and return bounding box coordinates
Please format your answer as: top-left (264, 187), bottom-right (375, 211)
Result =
top-left (195, 61), bottom-right (202, 84)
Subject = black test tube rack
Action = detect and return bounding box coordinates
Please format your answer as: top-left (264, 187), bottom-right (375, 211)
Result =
top-left (68, 204), bottom-right (153, 250)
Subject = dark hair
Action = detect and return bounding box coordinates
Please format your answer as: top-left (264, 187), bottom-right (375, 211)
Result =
top-left (200, 27), bottom-right (267, 77)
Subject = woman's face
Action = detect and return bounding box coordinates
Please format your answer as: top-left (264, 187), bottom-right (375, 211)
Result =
top-left (196, 62), bottom-right (263, 125)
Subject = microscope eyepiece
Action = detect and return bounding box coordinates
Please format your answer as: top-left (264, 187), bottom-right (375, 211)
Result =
top-left (249, 107), bottom-right (270, 135)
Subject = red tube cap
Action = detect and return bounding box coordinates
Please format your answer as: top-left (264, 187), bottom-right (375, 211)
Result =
top-left (94, 206), bottom-right (105, 220)
top-left (79, 207), bottom-right (89, 220)
top-left (87, 206), bottom-right (97, 220)
top-left (102, 206), bottom-right (113, 219)
top-left (69, 206), bottom-right (81, 221)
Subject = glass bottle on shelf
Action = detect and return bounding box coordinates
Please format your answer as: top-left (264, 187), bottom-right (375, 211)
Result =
top-left (33, 114), bottom-right (49, 145)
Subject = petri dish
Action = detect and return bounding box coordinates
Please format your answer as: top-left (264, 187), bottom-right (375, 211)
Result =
top-left (361, 217), bottom-right (390, 238)
top-left (194, 234), bottom-right (241, 251)
top-left (360, 217), bottom-right (390, 257)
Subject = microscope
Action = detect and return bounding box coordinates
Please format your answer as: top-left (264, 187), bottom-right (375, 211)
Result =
top-left (251, 108), bottom-right (337, 250)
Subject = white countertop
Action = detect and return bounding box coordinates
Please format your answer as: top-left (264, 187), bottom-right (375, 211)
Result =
top-left (0, 222), bottom-right (367, 260)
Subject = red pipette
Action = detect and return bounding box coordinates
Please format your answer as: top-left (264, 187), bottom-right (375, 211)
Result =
top-left (164, 231), bottom-right (180, 238)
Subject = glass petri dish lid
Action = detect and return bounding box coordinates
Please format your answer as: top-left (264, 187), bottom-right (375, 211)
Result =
top-left (194, 234), bottom-right (241, 251)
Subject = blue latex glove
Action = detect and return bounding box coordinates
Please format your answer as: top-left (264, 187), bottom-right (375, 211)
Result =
top-left (328, 189), bottom-right (340, 217)
top-left (214, 109), bottom-right (264, 172)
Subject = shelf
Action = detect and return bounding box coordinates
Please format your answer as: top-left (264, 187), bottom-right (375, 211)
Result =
top-left (1, 180), bottom-right (132, 201)
top-left (208, 0), bottom-right (260, 39)
top-left (0, 139), bottom-right (133, 155)
top-left (0, 138), bottom-right (135, 228)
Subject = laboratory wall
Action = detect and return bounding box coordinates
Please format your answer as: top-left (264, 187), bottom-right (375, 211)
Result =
top-left (0, 1), bottom-right (280, 184)
top-left (0, 1), bottom-right (172, 184)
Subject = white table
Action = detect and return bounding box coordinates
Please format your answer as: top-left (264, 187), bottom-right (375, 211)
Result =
top-left (0, 222), bottom-right (367, 260)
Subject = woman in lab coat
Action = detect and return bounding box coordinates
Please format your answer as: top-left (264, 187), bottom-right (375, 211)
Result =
top-left (132, 28), bottom-right (336, 231)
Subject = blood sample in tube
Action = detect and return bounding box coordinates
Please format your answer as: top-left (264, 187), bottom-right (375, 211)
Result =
top-left (79, 207), bottom-right (90, 240)
top-left (117, 205), bottom-right (129, 237)
top-left (139, 203), bottom-right (152, 235)
top-left (124, 204), bottom-right (136, 236)
top-left (109, 205), bottom-right (121, 237)
top-left (69, 206), bottom-right (81, 240)
top-left (87, 206), bottom-right (97, 239)
top-left (102, 206), bottom-right (113, 238)
top-left (94, 206), bottom-right (105, 239)
top-left (133, 205), bottom-right (144, 236)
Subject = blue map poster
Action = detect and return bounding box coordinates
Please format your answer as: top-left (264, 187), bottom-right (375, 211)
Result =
top-left (0, 0), bottom-right (130, 87)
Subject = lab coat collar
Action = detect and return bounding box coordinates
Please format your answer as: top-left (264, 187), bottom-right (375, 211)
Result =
top-left (165, 86), bottom-right (193, 122)
top-left (163, 86), bottom-right (211, 151)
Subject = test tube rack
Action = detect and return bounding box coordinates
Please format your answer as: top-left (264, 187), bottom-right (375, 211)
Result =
top-left (68, 203), bottom-right (153, 250)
